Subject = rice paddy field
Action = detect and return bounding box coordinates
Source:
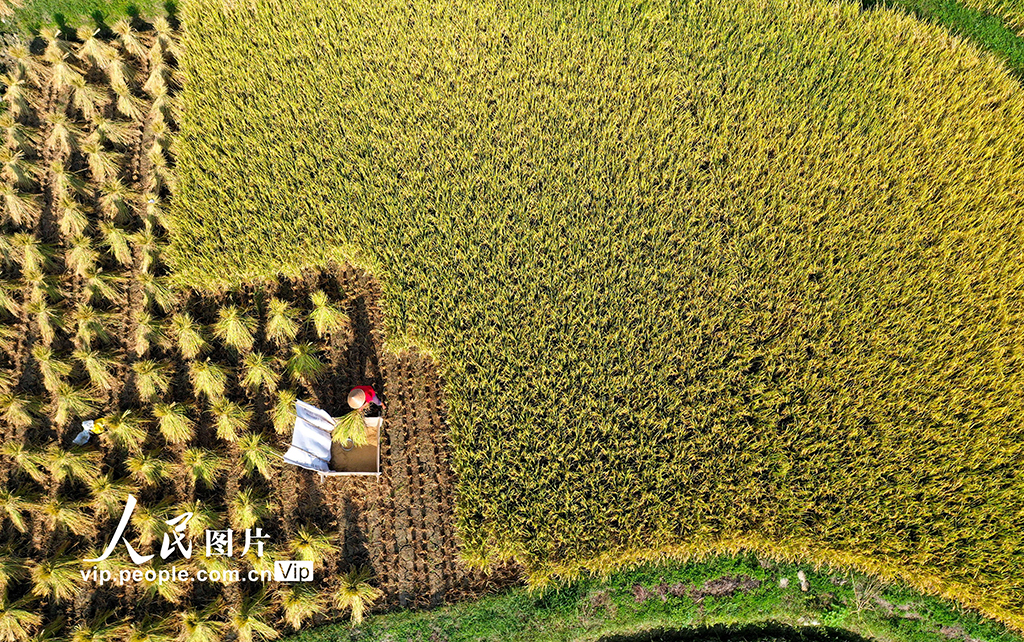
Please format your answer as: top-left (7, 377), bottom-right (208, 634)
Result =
top-left (171, 0), bottom-right (1024, 632)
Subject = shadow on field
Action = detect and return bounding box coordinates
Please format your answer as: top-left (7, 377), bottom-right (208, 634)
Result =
top-left (599, 622), bottom-right (872, 642)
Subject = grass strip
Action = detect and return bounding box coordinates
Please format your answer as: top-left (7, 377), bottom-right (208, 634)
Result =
top-left (283, 556), bottom-right (1024, 642)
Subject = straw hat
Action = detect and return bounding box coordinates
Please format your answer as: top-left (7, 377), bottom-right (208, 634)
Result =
top-left (347, 388), bottom-right (366, 409)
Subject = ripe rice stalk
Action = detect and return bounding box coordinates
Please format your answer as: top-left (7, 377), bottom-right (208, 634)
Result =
top-left (51, 383), bottom-right (98, 428)
top-left (3, 42), bottom-right (44, 86)
top-left (189, 359), bottom-right (227, 399)
top-left (272, 388), bottom-right (297, 435)
top-left (0, 326), bottom-right (17, 356)
top-left (175, 499), bottom-right (220, 539)
top-left (277, 584), bottom-right (326, 631)
top-left (228, 487), bottom-right (271, 531)
top-left (241, 351), bottom-right (279, 393)
top-left (21, 269), bottom-right (61, 304)
top-left (10, 234), bottom-right (56, 274)
top-left (140, 273), bottom-right (176, 312)
top-left (0, 283), bottom-right (19, 317)
top-left (140, 564), bottom-right (188, 604)
top-left (176, 602), bottom-right (226, 642)
top-left (0, 147), bottom-right (38, 189)
top-left (36, 496), bottom-right (92, 536)
top-left (38, 27), bottom-right (76, 59)
top-left (237, 432), bottom-right (279, 480)
top-left (49, 160), bottom-right (88, 201)
top-left (75, 26), bottom-right (118, 70)
top-left (99, 221), bottom-right (133, 266)
top-left (98, 179), bottom-right (135, 222)
top-left (156, 165), bottom-right (177, 197)
top-left (56, 195), bottom-right (90, 238)
top-left (0, 553), bottom-right (28, 596)
top-left (131, 501), bottom-right (169, 548)
top-left (228, 589), bottom-right (277, 642)
top-left (333, 566), bottom-right (382, 625)
top-left (149, 89), bottom-right (173, 126)
top-left (42, 111), bottom-right (82, 156)
top-left (103, 410), bottom-right (148, 454)
top-left (0, 184), bottom-right (41, 227)
top-left (134, 310), bottom-right (168, 357)
top-left (132, 228), bottom-right (163, 274)
top-left (265, 297), bottom-right (300, 345)
top-left (210, 397), bottom-right (251, 442)
top-left (1, 72), bottom-right (36, 120)
top-left (0, 488), bottom-right (36, 533)
top-left (67, 74), bottom-right (105, 122)
top-left (0, 395), bottom-right (39, 433)
top-left (73, 348), bottom-right (117, 390)
top-left (0, 367), bottom-right (14, 392)
top-left (331, 410), bottom-right (370, 447)
top-left (24, 300), bottom-right (62, 346)
top-left (152, 16), bottom-right (181, 59)
top-left (309, 290), bottom-right (348, 338)
top-left (88, 116), bottom-right (132, 146)
top-left (133, 359), bottom-right (172, 401)
top-left (41, 51), bottom-right (83, 94)
top-left (243, 542), bottom-right (280, 577)
top-left (30, 344), bottom-right (71, 393)
top-left (71, 303), bottom-right (114, 349)
top-left (0, 441), bottom-right (45, 482)
top-left (106, 57), bottom-right (137, 94)
top-left (213, 304), bottom-right (256, 352)
top-left (143, 61), bottom-right (171, 97)
top-left (126, 451), bottom-right (169, 487)
top-left (89, 473), bottom-right (138, 521)
top-left (64, 236), bottom-right (99, 279)
top-left (153, 402), bottom-right (195, 444)
top-left (112, 83), bottom-right (146, 121)
top-left (179, 448), bottom-right (225, 489)
top-left (0, 595), bottom-right (43, 639)
top-left (142, 193), bottom-right (170, 231)
top-left (80, 140), bottom-right (123, 183)
top-left (170, 312), bottom-right (211, 359)
top-left (0, 112), bottom-right (40, 155)
top-left (289, 527), bottom-right (336, 567)
top-left (0, 237), bottom-right (11, 268)
top-left (45, 444), bottom-right (100, 485)
top-left (28, 555), bottom-right (80, 602)
top-left (285, 343), bottom-right (325, 385)
top-left (111, 18), bottom-right (150, 60)
top-left (147, 146), bottom-right (168, 184)
top-left (82, 269), bottom-right (124, 306)
top-left (119, 616), bottom-right (176, 642)
top-left (62, 610), bottom-right (124, 640)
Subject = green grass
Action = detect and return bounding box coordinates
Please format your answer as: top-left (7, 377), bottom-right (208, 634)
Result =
top-left (873, 0), bottom-right (1024, 74)
top-left (282, 556), bottom-right (1024, 642)
top-left (170, 0), bottom-right (1024, 629)
top-left (6, 0), bottom-right (168, 32)
top-left (962, 0), bottom-right (1024, 34)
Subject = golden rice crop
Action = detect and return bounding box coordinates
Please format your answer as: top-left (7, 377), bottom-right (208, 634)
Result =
top-left (171, 0), bottom-right (1024, 629)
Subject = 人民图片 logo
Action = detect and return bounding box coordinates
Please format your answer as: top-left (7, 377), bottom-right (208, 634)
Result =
top-left (80, 494), bottom-right (313, 586)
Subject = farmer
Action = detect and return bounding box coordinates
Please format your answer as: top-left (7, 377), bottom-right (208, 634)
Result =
top-left (72, 417), bottom-right (109, 446)
top-left (348, 385), bottom-right (384, 411)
